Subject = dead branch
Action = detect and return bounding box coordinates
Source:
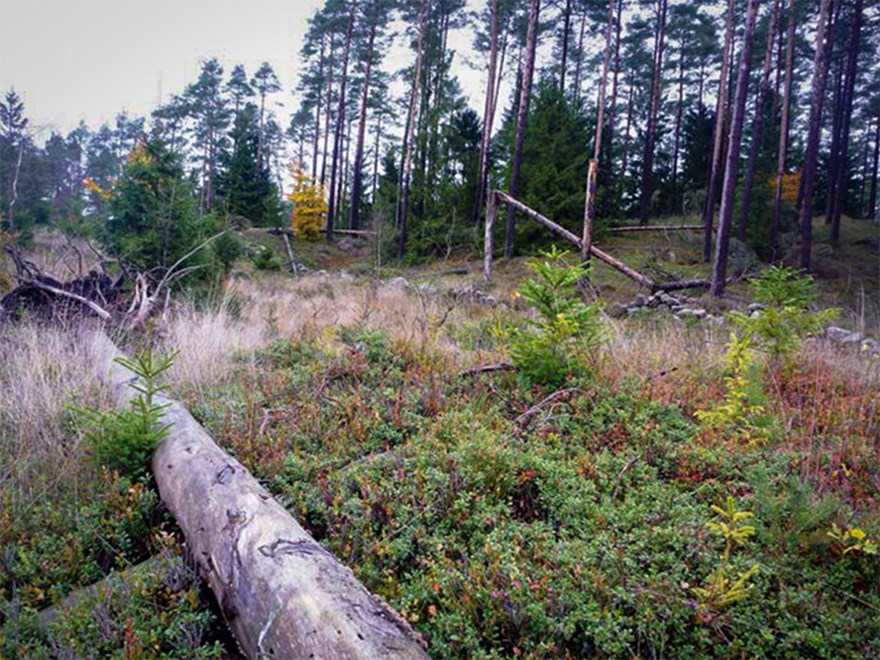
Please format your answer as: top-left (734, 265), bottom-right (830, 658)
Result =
top-left (458, 361), bottom-right (516, 377)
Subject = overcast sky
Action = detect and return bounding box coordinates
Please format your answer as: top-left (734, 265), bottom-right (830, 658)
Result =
top-left (0, 0), bottom-right (489, 141)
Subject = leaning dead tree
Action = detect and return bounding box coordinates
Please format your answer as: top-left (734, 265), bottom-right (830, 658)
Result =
top-left (483, 190), bottom-right (710, 292)
top-left (89, 331), bottom-right (428, 659)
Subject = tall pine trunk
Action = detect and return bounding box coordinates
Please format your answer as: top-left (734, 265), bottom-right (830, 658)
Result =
top-left (312, 36), bottom-right (325, 180)
top-left (475, 0), bottom-right (500, 227)
top-left (799, 0), bottom-right (836, 270)
top-left (737, 0), bottom-right (781, 243)
top-left (581, 0), bottom-right (616, 263)
top-left (711, 0), bottom-right (761, 297)
top-left (771, 0), bottom-right (796, 260)
top-left (824, 57), bottom-right (845, 221)
top-left (572, 10), bottom-right (587, 105)
top-left (559, 0), bottom-right (572, 93)
top-left (671, 45), bottom-right (685, 215)
top-left (829, 0), bottom-right (863, 241)
top-left (349, 18), bottom-right (378, 231)
top-left (397, 0), bottom-right (429, 258)
top-left (327, 2), bottom-right (357, 241)
top-left (503, 0), bottom-right (541, 258)
top-left (702, 0), bottom-right (735, 261)
top-left (869, 115), bottom-right (880, 221)
top-left (320, 36), bottom-right (337, 187)
top-left (621, 84), bottom-right (634, 178)
top-left (601, 0), bottom-right (623, 214)
top-left (637, 0), bottom-right (668, 225)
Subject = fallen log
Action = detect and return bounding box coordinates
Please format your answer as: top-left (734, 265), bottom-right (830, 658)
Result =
top-left (88, 332), bottom-right (427, 659)
top-left (606, 224), bottom-right (706, 233)
top-left (37, 555), bottom-right (185, 630)
top-left (653, 279), bottom-right (712, 292)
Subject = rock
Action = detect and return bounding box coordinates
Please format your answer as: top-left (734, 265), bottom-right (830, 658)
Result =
top-left (627, 306), bottom-right (651, 317)
top-left (861, 338), bottom-right (880, 356)
top-left (386, 276), bottom-right (410, 291)
top-left (606, 303), bottom-right (628, 319)
top-left (631, 294), bottom-right (648, 308)
top-left (676, 307), bottom-right (707, 319)
top-left (417, 283), bottom-right (439, 295)
top-left (826, 326), bottom-right (862, 345)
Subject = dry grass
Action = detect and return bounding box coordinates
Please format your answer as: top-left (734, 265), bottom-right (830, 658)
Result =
top-left (3, 266), bottom-right (876, 520)
top-left (0, 324), bottom-right (106, 516)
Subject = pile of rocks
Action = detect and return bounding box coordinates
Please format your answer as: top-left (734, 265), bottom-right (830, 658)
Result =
top-left (382, 277), bottom-right (505, 308)
top-left (825, 326), bottom-right (880, 357)
top-left (622, 291), bottom-right (722, 323)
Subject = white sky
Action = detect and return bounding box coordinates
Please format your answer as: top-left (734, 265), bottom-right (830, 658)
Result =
top-left (0, 0), bottom-right (492, 141)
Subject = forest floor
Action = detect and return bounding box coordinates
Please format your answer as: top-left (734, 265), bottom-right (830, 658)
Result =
top-left (1, 215), bottom-right (879, 657)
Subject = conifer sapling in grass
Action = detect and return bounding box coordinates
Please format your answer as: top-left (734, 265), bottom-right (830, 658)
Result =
top-left (77, 344), bottom-right (177, 478)
top-left (507, 247), bottom-right (604, 386)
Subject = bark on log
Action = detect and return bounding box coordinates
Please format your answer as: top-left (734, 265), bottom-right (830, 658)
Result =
top-left (88, 332), bottom-right (428, 660)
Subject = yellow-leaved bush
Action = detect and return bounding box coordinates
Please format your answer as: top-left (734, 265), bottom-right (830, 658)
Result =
top-left (288, 163), bottom-right (327, 240)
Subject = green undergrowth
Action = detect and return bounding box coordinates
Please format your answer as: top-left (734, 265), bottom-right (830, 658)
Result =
top-left (0, 467), bottom-right (224, 657)
top-left (189, 327), bottom-right (880, 658)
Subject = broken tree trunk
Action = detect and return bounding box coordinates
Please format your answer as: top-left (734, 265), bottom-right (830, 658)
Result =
top-left (493, 191), bottom-right (657, 289)
top-left (88, 332), bottom-right (428, 660)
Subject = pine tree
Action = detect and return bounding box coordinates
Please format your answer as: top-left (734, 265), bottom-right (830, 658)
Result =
top-left (217, 103), bottom-right (278, 226)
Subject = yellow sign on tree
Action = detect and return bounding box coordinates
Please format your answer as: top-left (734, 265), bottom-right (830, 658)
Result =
top-left (288, 163), bottom-right (327, 240)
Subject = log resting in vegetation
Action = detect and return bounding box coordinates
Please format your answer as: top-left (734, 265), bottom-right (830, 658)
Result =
top-left (88, 331), bottom-right (428, 660)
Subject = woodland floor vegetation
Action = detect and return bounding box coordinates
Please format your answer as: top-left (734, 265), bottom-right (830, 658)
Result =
top-left (2, 226), bottom-right (878, 657)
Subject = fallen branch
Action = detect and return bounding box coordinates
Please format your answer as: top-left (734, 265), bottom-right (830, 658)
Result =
top-left (652, 279), bottom-right (712, 292)
top-left (611, 457), bottom-right (639, 502)
top-left (458, 361), bottom-right (517, 378)
top-left (514, 388), bottom-right (585, 426)
top-left (14, 276), bottom-right (112, 320)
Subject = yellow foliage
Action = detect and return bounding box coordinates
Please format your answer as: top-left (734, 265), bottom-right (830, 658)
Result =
top-left (768, 171), bottom-right (801, 205)
top-left (288, 163), bottom-right (327, 241)
top-left (127, 141), bottom-right (152, 167)
top-left (83, 177), bottom-right (114, 202)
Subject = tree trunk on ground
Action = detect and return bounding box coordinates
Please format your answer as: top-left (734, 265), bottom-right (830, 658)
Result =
top-left (737, 0), bottom-right (782, 243)
top-left (637, 0), bottom-right (668, 225)
top-left (711, 0), bottom-right (761, 297)
top-left (771, 0), bottom-right (797, 260)
top-left (349, 19), bottom-right (378, 231)
top-left (397, 0), bottom-right (429, 258)
top-left (829, 0), bottom-right (863, 241)
top-left (88, 333), bottom-right (427, 660)
top-left (475, 0), bottom-right (500, 227)
top-left (799, 0), bottom-right (836, 270)
top-left (702, 0), bottom-right (735, 261)
top-left (327, 4), bottom-right (357, 241)
top-left (504, 0), bottom-right (541, 259)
